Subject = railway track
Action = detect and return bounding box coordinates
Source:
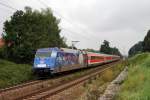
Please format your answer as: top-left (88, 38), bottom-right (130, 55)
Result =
top-left (0, 80), bottom-right (41, 93)
top-left (0, 61), bottom-right (121, 100)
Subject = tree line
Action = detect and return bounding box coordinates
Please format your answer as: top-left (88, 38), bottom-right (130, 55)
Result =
top-left (128, 30), bottom-right (150, 57)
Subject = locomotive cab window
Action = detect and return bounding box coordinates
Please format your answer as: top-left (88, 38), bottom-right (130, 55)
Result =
top-left (35, 52), bottom-right (51, 57)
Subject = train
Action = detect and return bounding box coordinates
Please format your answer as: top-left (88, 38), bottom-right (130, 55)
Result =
top-left (33, 47), bottom-right (120, 75)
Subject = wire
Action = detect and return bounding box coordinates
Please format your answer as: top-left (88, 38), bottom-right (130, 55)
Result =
top-left (61, 27), bottom-right (92, 40)
top-left (38, 0), bottom-right (74, 25)
top-left (44, 3), bottom-right (94, 38)
top-left (38, 0), bottom-right (48, 7)
top-left (0, 1), bottom-right (17, 10)
top-left (37, 0), bottom-right (94, 40)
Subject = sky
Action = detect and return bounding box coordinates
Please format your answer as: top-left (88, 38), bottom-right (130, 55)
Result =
top-left (0, 0), bottom-right (150, 55)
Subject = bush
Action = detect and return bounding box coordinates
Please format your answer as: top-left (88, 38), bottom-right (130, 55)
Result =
top-left (102, 69), bottom-right (113, 82)
top-left (0, 59), bottom-right (35, 89)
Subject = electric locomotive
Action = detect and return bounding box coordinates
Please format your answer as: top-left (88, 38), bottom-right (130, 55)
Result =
top-left (33, 47), bottom-right (87, 75)
top-left (33, 47), bottom-right (120, 75)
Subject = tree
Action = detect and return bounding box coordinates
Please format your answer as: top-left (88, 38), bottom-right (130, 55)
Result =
top-left (85, 48), bottom-right (99, 53)
top-left (100, 40), bottom-right (111, 54)
top-left (100, 40), bottom-right (122, 56)
top-left (128, 29), bottom-right (150, 57)
top-left (128, 41), bottom-right (143, 57)
top-left (110, 47), bottom-right (122, 56)
top-left (143, 30), bottom-right (150, 52)
top-left (2, 7), bottom-right (67, 63)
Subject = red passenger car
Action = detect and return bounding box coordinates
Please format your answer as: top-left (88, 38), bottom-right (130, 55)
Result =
top-left (87, 52), bottom-right (120, 66)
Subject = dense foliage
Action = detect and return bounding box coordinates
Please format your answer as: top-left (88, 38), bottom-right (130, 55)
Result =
top-left (128, 30), bottom-right (150, 56)
top-left (100, 40), bottom-right (122, 56)
top-left (100, 40), bottom-right (110, 54)
top-left (143, 30), bottom-right (150, 52)
top-left (128, 41), bottom-right (143, 57)
top-left (1, 7), bottom-right (67, 63)
top-left (0, 59), bottom-right (34, 89)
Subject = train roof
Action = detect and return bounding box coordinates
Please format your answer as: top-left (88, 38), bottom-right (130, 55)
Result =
top-left (36, 47), bottom-right (120, 57)
top-left (37, 47), bottom-right (60, 52)
top-left (60, 48), bottom-right (79, 54)
top-left (37, 47), bottom-right (79, 54)
top-left (87, 51), bottom-right (120, 57)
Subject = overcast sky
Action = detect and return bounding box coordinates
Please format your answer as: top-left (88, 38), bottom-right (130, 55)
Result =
top-left (0, 0), bottom-right (150, 55)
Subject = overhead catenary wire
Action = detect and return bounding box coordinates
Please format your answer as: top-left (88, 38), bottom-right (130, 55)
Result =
top-left (0, 1), bottom-right (17, 10)
top-left (37, 0), bottom-right (95, 41)
top-left (61, 27), bottom-right (92, 40)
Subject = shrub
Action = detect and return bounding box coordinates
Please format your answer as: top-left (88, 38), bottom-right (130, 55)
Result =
top-left (0, 59), bottom-right (34, 89)
top-left (102, 69), bottom-right (113, 82)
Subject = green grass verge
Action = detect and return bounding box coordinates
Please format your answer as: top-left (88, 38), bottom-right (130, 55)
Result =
top-left (116, 53), bottom-right (150, 100)
top-left (0, 59), bottom-right (34, 89)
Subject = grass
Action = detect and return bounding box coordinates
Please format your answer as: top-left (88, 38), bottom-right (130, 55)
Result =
top-left (116, 53), bottom-right (150, 100)
top-left (0, 59), bottom-right (34, 89)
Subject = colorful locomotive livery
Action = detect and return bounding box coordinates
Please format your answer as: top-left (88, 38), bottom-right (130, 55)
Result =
top-left (55, 52), bottom-right (79, 67)
top-left (33, 47), bottom-right (120, 75)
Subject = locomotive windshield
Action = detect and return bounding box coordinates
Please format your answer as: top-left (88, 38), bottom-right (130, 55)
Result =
top-left (35, 51), bottom-right (51, 57)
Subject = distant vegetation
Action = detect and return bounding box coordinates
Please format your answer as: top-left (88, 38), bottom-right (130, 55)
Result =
top-left (129, 30), bottom-right (150, 56)
top-left (116, 53), bottom-right (150, 99)
top-left (0, 59), bottom-right (34, 89)
top-left (83, 40), bottom-right (122, 56)
top-left (0, 6), bottom-right (67, 63)
top-left (100, 40), bottom-right (122, 56)
top-left (128, 41), bottom-right (143, 57)
top-left (143, 30), bottom-right (150, 52)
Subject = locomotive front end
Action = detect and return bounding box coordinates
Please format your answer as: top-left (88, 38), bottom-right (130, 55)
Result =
top-left (33, 48), bottom-right (57, 75)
